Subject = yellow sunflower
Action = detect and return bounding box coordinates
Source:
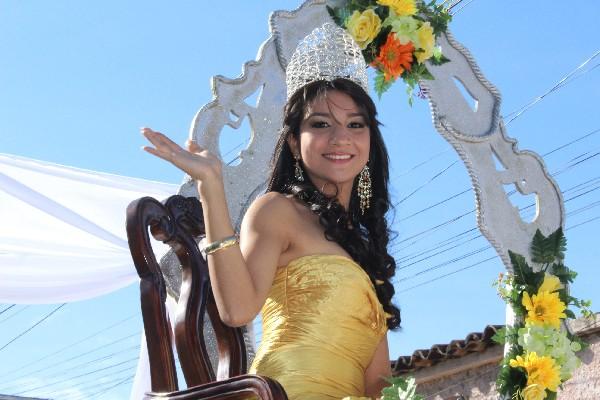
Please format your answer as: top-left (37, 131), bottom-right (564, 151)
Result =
top-left (522, 290), bottom-right (566, 328)
top-left (510, 352), bottom-right (561, 392)
top-left (538, 273), bottom-right (562, 293)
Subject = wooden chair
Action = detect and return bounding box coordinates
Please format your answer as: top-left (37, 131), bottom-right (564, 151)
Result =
top-left (126, 195), bottom-right (288, 399)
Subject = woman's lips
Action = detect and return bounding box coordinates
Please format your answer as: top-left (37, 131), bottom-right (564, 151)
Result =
top-left (323, 153), bottom-right (353, 162)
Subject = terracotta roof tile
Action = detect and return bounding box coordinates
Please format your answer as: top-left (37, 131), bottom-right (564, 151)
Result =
top-left (392, 324), bottom-right (503, 374)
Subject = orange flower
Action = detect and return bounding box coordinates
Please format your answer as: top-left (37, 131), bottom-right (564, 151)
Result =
top-left (372, 33), bottom-right (414, 81)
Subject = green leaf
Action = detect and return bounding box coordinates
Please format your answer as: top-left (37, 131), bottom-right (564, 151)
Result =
top-left (381, 376), bottom-right (425, 400)
top-left (509, 250), bottom-right (532, 285)
top-left (430, 53), bottom-right (450, 65)
top-left (326, 6), bottom-right (343, 26)
top-left (546, 391), bottom-right (558, 400)
top-left (374, 70), bottom-right (395, 99)
top-left (565, 309), bottom-right (576, 319)
top-left (492, 327), bottom-right (507, 345)
top-left (531, 228), bottom-right (567, 264)
top-left (552, 262), bottom-right (576, 284)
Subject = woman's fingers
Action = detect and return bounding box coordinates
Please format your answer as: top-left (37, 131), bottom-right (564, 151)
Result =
top-left (141, 128), bottom-right (222, 181)
top-left (186, 139), bottom-right (203, 153)
top-left (141, 128), bottom-right (184, 160)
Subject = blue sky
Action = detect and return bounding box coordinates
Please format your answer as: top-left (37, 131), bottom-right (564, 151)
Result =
top-left (1, 1), bottom-right (599, 398)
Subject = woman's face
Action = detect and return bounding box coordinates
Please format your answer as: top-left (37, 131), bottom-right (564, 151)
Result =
top-left (289, 89), bottom-right (371, 195)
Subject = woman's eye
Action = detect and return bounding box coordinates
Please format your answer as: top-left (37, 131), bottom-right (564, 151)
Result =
top-left (311, 121), bottom-right (330, 128)
top-left (348, 121), bottom-right (366, 129)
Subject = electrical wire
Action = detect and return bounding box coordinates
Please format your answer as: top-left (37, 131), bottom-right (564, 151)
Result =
top-left (0, 333), bottom-right (140, 389)
top-left (504, 50), bottom-right (600, 125)
top-left (0, 304), bottom-right (15, 316)
top-left (395, 126), bottom-right (600, 228)
top-left (394, 161), bottom-right (458, 206)
top-left (399, 210), bottom-right (600, 294)
top-left (394, 175), bottom-right (600, 265)
top-left (391, 133), bottom-right (600, 255)
top-left (0, 305), bottom-right (29, 325)
top-left (394, 177), bottom-right (600, 282)
top-left (450, 0), bottom-right (478, 15)
top-left (86, 373), bottom-right (135, 400)
top-left (12, 356), bottom-right (139, 396)
top-left (0, 344), bottom-right (141, 394)
top-left (0, 312), bottom-right (139, 382)
top-left (46, 365), bottom-right (138, 400)
top-left (0, 303), bottom-right (66, 353)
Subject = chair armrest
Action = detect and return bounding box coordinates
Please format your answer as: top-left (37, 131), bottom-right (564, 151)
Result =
top-left (144, 374), bottom-right (288, 400)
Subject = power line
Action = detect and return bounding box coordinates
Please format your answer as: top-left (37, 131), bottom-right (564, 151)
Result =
top-left (399, 188), bottom-right (471, 222)
top-left (396, 244), bottom-right (493, 282)
top-left (395, 126), bottom-right (600, 227)
top-left (0, 332), bottom-right (140, 389)
top-left (392, 134), bottom-right (600, 255)
top-left (394, 161), bottom-right (458, 206)
top-left (86, 373), bottom-right (135, 400)
top-left (504, 50), bottom-right (600, 125)
top-left (399, 211), bottom-right (600, 294)
top-left (0, 303), bottom-right (66, 353)
top-left (12, 356), bottom-right (139, 396)
top-left (44, 364), bottom-right (138, 400)
top-left (450, 0), bottom-right (478, 15)
top-left (396, 198), bottom-right (600, 293)
top-left (393, 149), bottom-right (452, 178)
top-left (394, 177), bottom-right (600, 280)
top-left (0, 344), bottom-right (140, 393)
top-left (542, 127), bottom-right (600, 158)
top-left (398, 255), bottom-right (498, 294)
top-left (394, 175), bottom-right (600, 263)
top-left (0, 305), bottom-right (15, 316)
top-left (0, 312), bottom-right (139, 382)
top-left (0, 305), bottom-right (29, 324)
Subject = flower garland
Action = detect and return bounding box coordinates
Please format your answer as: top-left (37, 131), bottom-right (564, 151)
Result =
top-left (381, 376), bottom-right (423, 400)
top-left (327, 0), bottom-right (451, 101)
top-left (493, 228), bottom-right (593, 400)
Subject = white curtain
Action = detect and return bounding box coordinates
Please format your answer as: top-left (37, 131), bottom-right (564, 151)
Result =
top-left (0, 153), bottom-right (178, 304)
top-left (0, 153), bottom-right (181, 398)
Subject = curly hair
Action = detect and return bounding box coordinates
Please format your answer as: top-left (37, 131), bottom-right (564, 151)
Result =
top-left (266, 78), bottom-right (401, 330)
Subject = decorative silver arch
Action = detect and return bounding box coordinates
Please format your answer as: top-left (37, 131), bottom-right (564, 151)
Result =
top-left (160, 0), bottom-right (565, 375)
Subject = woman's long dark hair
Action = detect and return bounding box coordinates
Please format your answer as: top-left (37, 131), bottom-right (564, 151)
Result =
top-left (267, 78), bottom-right (400, 330)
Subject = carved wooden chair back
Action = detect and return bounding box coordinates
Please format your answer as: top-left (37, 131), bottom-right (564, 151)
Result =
top-left (126, 195), bottom-right (287, 399)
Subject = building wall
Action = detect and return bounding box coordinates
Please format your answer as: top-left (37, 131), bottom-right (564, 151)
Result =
top-left (411, 330), bottom-right (599, 400)
top-left (557, 330), bottom-right (600, 400)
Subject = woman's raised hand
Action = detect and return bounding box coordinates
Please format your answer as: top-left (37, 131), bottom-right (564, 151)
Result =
top-left (141, 127), bottom-right (222, 183)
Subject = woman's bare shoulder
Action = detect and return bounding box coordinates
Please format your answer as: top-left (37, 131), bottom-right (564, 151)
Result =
top-left (242, 192), bottom-right (300, 230)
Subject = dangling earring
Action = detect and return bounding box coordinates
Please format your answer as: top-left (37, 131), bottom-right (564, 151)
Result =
top-left (357, 164), bottom-right (372, 215)
top-left (294, 155), bottom-right (304, 182)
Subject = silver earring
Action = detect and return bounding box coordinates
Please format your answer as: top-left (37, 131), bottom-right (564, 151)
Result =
top-left (294, 156), bottom-right (304, 182)
top-left (358, 164), bottom-right (372, 215)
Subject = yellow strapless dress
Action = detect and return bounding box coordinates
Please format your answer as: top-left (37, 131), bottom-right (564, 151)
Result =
top-left (248, 254), bottom-right (388, 400)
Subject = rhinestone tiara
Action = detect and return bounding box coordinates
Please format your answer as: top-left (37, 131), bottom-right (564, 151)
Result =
top-left (285, 22), bottom-right (369, 100)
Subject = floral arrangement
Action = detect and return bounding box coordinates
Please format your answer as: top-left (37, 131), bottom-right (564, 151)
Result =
top-left (327, 0), bottom-right (451, 101)
top-left (493, 228), bottom-right (593, 400)
top-left (381, 376), bottom-right (423, 400)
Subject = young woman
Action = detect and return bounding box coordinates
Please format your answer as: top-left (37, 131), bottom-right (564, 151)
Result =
top-left (142, 77), bottom-right (400, 399)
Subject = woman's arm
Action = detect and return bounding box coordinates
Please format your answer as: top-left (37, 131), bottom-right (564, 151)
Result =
top-left (142, 128), bottom-right (289, 326)
top-left (364, 334), bottom-right (392, 398)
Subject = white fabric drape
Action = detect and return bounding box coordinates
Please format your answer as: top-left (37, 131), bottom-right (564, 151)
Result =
top-left (0, 153), bottom-right (178, 304)
top-left (0, 153), bottom-right (181, 398)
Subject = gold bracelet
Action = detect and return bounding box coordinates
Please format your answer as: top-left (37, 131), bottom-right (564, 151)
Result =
top-left (202, 235), bottom-right (239, 255)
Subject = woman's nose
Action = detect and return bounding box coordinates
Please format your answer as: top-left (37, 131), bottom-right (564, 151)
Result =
top-left (329, 124), bottom-right (351, 145)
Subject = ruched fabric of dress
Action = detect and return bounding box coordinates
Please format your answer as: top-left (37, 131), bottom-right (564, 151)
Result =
top-left (249, 254), bottom-right (388, 400)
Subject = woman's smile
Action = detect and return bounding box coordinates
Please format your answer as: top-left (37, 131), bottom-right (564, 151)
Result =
top-left (323, 152), bottom-right (354, 162)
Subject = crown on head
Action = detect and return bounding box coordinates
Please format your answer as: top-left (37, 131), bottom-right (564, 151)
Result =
top-left (285, 22), bottom-right (369, 100)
